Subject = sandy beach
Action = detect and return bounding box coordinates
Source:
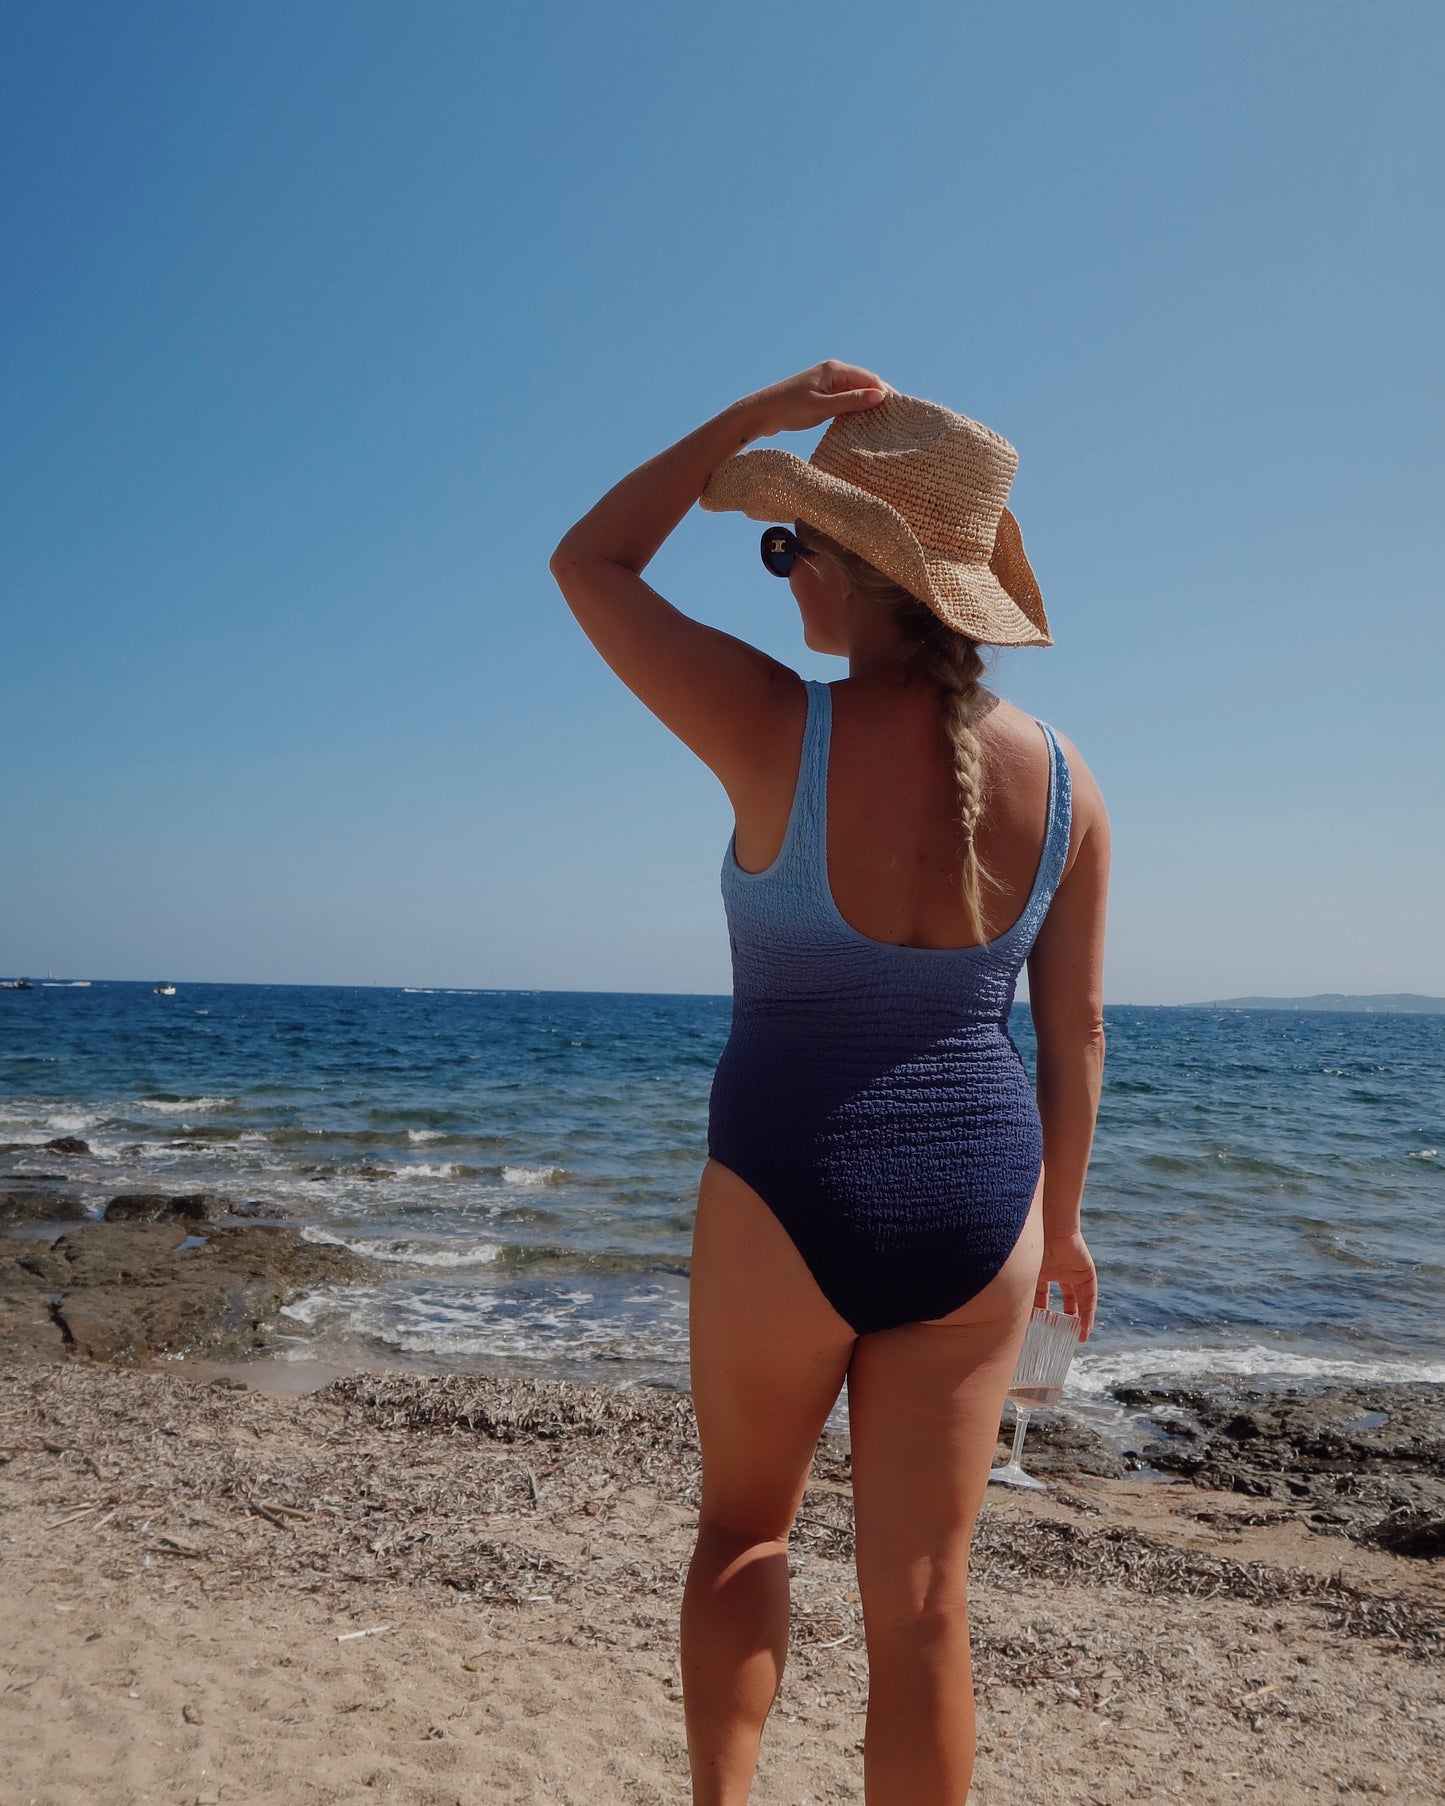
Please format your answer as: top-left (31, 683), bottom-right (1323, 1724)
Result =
top-left (3, 1358), bottom-right (1442, 1806)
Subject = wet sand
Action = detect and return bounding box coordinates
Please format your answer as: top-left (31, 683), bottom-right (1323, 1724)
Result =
top-left (2, 1365), bottom-right (1442, 1805)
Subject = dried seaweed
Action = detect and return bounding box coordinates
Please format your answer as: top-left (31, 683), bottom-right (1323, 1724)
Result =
top-left (3, 1365), bottom-right (1441, 1673)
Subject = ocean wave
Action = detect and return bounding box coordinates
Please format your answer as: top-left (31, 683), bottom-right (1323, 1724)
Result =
top-left (44, 1111), bottom-right (103, 1133)
top-left (264, 1127), bottom-right (508, 1154)
top-left (299, 1226), bottom-right (503, 1269)
top-left (1068, 1344), bottom-right (1445, 1393)
top-left (136, 1096), bottom-right (237, 1115)
top-left (279, 1278), bottom-right (689, 1367)
top-left (501, 1245), bottom-right (689, 1278)
top-left (502, 1164), bottom-right (562, 1187)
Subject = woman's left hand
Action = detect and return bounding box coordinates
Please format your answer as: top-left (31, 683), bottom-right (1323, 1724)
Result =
top-left (744, 360), bottom-right (893, 437)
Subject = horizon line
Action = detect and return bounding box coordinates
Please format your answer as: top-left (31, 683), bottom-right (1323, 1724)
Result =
top-left (4, 976), bottom-right (1442, 1011)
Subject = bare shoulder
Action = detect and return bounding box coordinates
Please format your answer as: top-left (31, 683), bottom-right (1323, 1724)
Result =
top-left (1048, 726), bottom-right (1108, 841)
top-left (980, 695), bottom-right (1109, 850)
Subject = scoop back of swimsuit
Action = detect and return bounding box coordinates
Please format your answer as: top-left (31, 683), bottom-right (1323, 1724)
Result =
top-left (707, 678), bottom-right (1073, 1335)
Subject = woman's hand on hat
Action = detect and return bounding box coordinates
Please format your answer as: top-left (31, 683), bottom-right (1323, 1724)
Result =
top-left (745, 361), bottom-right (893, 437)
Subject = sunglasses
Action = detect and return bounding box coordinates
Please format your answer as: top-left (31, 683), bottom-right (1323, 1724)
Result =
top-left (760, 526), bottom-right (816, 578)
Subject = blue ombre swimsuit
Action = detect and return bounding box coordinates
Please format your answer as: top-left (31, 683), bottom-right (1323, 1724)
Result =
top-left (707, 679), bottom-right (1073, 1335)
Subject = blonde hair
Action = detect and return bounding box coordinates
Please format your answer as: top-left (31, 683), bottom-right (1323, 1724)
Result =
top-left (799, 521), bottom-right (994, 943)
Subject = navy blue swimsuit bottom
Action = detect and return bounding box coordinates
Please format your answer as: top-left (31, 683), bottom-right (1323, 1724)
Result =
top-left (706, 679), bottom-right (1073, 1336)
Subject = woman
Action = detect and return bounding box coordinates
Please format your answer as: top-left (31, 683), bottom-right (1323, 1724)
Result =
top-left (550, 361), bottom-right (1108, 1805)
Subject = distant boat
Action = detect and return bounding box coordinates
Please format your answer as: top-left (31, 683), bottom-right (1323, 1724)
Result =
top-left (1, 978), bottom-right (33, 990)
top-left (154, 982), bottom-right (177, 996)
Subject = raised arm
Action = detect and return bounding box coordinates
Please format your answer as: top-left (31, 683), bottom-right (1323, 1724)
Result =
top-left (548, 362), bottom-right (888, 801)
top-left (1024, 741), bottom-right (1111, 1339)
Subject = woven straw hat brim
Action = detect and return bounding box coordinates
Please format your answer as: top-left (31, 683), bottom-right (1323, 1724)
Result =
top-left (700, 447), bottom-right (1051, 649)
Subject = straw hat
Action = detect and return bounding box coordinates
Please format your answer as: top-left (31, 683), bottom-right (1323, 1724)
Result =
top-left (700, 393), bottom-right (1051, 648)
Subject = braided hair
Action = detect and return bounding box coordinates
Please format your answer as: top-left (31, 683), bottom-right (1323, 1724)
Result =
top-left (799, 523), bottom-right (995, 943)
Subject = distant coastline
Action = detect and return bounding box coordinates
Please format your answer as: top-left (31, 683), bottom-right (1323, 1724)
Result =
top-left (6, 978), bottom-right (1444, 1014)
top-left (1203, 993), bottom-right (1445, 1015)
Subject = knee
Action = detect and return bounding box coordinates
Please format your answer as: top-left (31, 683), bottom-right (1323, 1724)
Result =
top-left (860, 1577), bottom-right (972, 1651)
top-left (696, 1505), bottom-right (794, 1554)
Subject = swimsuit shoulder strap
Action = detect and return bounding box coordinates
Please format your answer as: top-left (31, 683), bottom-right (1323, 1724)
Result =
top-left (791, 678), bottom-right (832, 877)
top-left (1032, 719), bottom-right (1074, 909)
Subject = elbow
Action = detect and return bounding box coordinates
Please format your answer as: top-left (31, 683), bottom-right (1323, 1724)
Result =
top-left (548, 534), bottom-right (578, 582)
top-left (1035, 1011), bottom-right (1106, 1071)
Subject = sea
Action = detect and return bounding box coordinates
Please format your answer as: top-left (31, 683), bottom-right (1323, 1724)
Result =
top-left (2, 982), bottom-right (1442, 1400)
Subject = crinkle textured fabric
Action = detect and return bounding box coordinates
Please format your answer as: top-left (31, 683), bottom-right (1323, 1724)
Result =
top-left (707, 679), bottom-right (1073, 1334)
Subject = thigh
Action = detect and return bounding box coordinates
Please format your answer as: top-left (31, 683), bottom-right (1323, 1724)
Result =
top-left (689, 1159), bottom-right (857, 1536)
top-left (846, 1191), bottom-right (1043, 1624)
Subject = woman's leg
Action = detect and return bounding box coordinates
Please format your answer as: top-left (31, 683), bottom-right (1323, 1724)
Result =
top-left (684, 1159), bottom-right (857, 1806)
top-left (846, 1193), bottom-right (1043, 1805)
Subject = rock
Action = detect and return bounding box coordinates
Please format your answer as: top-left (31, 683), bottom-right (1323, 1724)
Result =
top-left (103, 1193), bottom-right (232, 1224)
top-left (49, 1222), bottom-right (192, 1287)
top-left (185, 1223), bottom-right (366, 1288)
top-left (1364, 1508), bottom-right (1445, 1560)
top-left (0, 1236), bottom-right (70, 1289)
top-left (0, 1287), bottom-right (69, 1364)
top-left (43, 1136), bottom-right (90, 1156)
top-left (993, 1410), bottom-right (1128, 1481)
top-left (0, 1188), bottom-right (85, 1230)
top-left (1114, 1380), bottom-right (1445, 1555)
top-left (0, 1219), bottom-right (373, 1368)
top-left (53, 1275), bottom-right (282, 1363)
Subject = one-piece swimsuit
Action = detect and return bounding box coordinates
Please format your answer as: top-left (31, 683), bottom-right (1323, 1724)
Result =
top-left (707, 678), bottom-right (1073, 1334)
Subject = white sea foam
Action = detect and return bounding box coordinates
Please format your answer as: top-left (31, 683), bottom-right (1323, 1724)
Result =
top-left (407, 1130), bottom-right (448, 1143)
top-left (502, 1164), bottom-right (560, 1187)
top-left (299, 1226), bottom-right (502, 1269)
top-left (1407, 1148), bottom-right (1438, 1160)
top-left (1068, 1344), bottom-right (1445, 1394)
top-left (45, 1111), bottom-right (103, 1133)
top-left (136, 1096), bottom-right (236, 1115)
top-left (278, 1276), bottom-right (689, 1369)
top-left (404, 1161), bottom-right (469, 1179)
top-left (278, 1291), bottom-right (334, 1327)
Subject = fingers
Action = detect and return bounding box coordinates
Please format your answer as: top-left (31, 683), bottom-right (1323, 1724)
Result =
top-left (1034, 1266), bottom-right (1098, 1340)
top-left (815, 360), bottom-right (887, 395)
top-left (827, 385), bottom-right (888, 413)
top-left (1075, 1273), bottom-right (1098, 1342)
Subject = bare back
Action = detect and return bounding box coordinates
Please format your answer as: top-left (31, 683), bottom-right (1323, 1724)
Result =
top-left (730, 676), bottom-right (1085, 954)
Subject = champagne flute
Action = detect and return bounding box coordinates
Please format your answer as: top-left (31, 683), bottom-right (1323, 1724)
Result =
top-left (988, 1292), bottom-right (1082, 1491)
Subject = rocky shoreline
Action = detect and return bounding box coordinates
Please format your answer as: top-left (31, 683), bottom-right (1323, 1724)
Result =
top-left (2, 1148), bottom-right (1441, 1567)
top-left (1, 1167), bottom-right (368, 1367)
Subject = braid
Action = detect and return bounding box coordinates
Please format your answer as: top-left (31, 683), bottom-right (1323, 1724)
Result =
top-left (912, 621), bottom-right (990, 941)
top-left (798, 522), bottom-right (995, 943)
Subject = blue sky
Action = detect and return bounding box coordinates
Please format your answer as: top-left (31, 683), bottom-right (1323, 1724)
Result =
top-left (3, 2), bottom-right (1441, 1002)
